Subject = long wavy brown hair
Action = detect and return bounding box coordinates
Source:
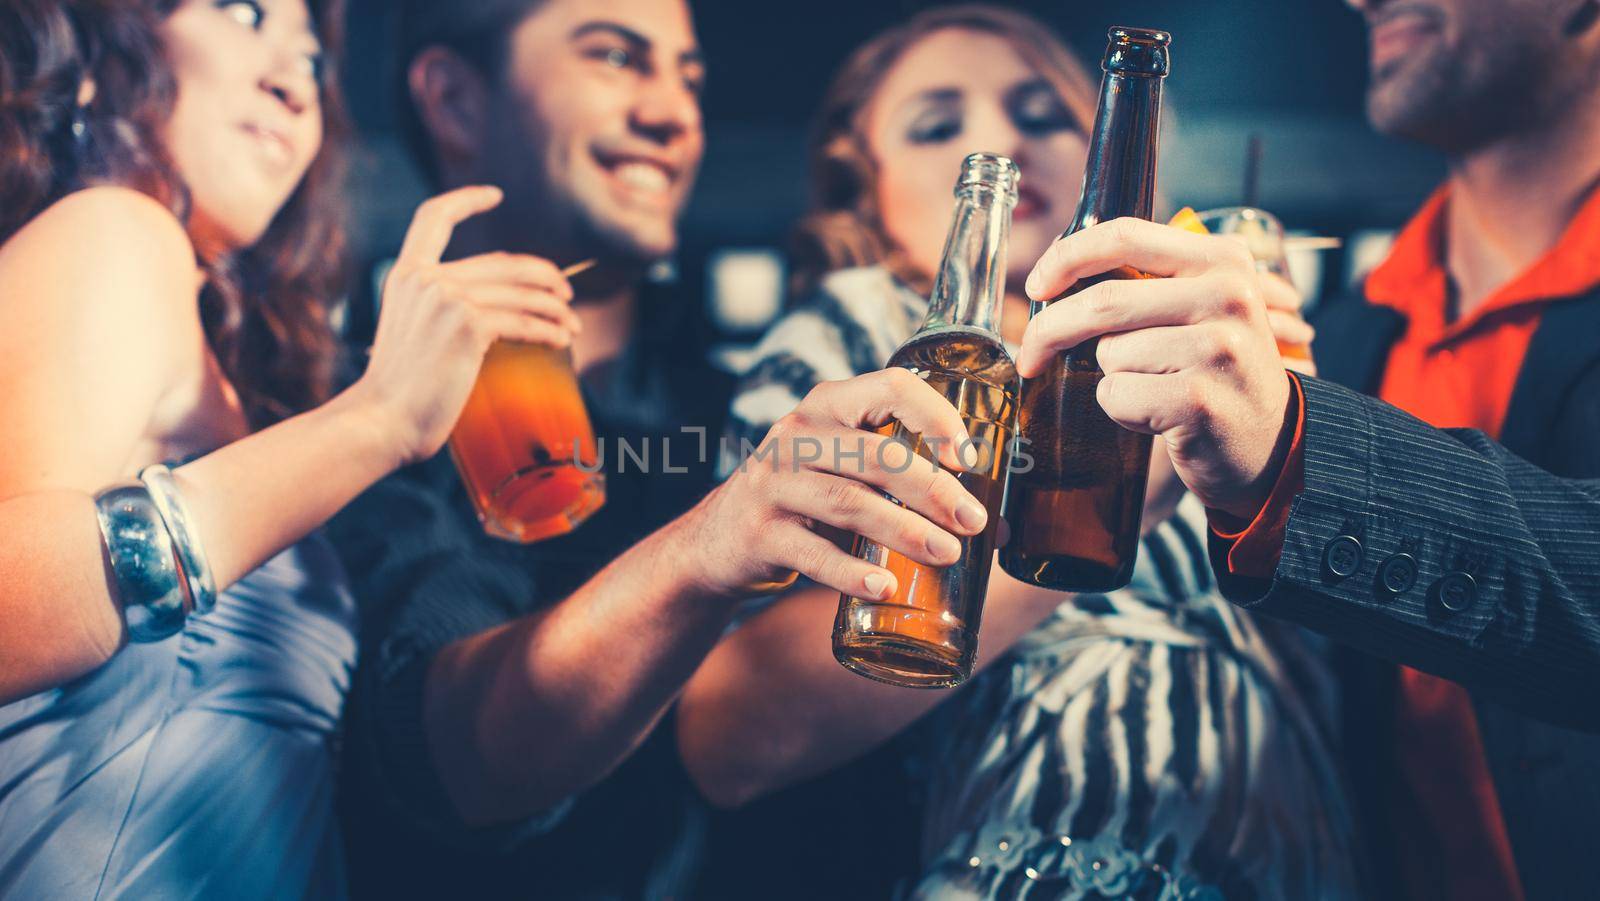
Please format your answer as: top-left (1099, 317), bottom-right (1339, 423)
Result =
top-left (0, 0), bottom-right (348, 428)
top-left (791, 4), bottom-right (1097, 299)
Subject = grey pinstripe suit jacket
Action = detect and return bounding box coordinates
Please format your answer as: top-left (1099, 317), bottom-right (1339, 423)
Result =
top-left (1212, 288), bottom-right (1600, 899)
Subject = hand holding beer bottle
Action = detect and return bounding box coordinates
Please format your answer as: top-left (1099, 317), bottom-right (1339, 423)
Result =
top-left (353, 185), bottom-right (581, 468)
top-left (671, 369), bottom-right (989, 605)
top-left (999, 27), bottom-right (1170, 593)
top-left (1018, 216), bottom-right (1295, 523)
top-left (831, 153), bottom-right (1022, 689)
top-left (995, 30), bottom-right (1313, 590)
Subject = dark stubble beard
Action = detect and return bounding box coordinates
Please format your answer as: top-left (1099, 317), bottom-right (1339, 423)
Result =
top-left (1365, 12), bottom-right (1562, 154)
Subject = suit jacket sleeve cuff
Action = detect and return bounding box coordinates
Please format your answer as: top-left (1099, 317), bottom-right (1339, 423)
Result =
top-left (1209, 371), bottom-right (1307, 579)
top-left (1208, 375), bottom-right (1534, 703)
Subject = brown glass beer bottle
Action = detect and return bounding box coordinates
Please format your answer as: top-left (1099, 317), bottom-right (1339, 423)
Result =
top-left (999, 27), bottom-right (1170, 592)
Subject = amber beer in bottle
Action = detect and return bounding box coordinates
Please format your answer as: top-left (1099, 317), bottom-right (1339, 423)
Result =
top-left (1000, 27), bottom-right (1170, 592)
top-left (833, 153), bottom-right (1021, 689)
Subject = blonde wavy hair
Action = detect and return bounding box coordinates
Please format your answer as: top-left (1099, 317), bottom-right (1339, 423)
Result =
top-left (789, 4), bottom-right (1098, 299)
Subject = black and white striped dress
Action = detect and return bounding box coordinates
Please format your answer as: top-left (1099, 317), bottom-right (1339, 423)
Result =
top-left (722, 267), bottom-right (1365, 900)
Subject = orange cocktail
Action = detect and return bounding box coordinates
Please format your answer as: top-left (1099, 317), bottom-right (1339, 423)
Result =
top-left (448, 340), bottom-right (605, 543)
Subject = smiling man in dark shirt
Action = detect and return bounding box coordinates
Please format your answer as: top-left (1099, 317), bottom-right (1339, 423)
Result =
top-left (330, 2), bottom-right (729, 895)
top-left (329, 1), bottom-right (976, 896)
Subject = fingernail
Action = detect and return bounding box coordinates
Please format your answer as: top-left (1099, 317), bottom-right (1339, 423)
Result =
top-left (959, 438), bottom-right (982, 470)
top-left (863, 572), bottom-right (893, 599)
top-left (955, 501), bottom-right (987, 533)
top-left (926, 529), bottom-right (961, 563)
top-left (1025, 269), bottom-right (1041, 299)
top-left (946, 438), bottom-right (971, 471)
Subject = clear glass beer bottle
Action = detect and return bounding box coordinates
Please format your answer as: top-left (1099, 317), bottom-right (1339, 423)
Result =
top-left (833, 152), bottom-right (1021, 689)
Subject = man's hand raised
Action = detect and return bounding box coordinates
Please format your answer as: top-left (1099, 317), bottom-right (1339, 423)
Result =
top-left (1019, 217), bottom-right (1298, 521)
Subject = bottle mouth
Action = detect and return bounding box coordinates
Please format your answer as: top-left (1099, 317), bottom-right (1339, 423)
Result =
top-left (956, 152), bottom-right (1020, 203)
top-left (1109, 26), bottom-right (1171, 46)
top-left (1104, 26), bottom-right (1171, 76)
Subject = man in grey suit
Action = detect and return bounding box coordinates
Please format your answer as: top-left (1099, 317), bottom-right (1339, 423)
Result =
top-left (1016, 0), bottom-right (1600, 896)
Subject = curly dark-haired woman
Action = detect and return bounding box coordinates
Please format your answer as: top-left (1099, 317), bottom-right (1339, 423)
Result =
top-left (0, 1), bottom-right (579, 896)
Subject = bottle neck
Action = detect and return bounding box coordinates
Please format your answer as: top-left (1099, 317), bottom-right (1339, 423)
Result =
top-left (920, 184), bottom-right (1012, 337)
top-left (1069, 71), bottom-right (1163, 232)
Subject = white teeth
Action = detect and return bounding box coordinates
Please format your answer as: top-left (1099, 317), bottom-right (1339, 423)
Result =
top-left (613, 161), bottom-right (670, 193)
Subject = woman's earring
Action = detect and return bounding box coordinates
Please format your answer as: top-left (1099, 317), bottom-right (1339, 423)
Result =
top-left (71, 78), bottom-right (95, 146)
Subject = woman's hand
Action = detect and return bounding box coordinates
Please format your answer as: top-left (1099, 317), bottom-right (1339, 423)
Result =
top-left (350, 185), bottom-right (582, 466)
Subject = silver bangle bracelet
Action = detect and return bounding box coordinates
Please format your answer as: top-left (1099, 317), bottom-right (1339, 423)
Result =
top-left (93, 482), bottom-right (190, 643)
top-left (139, 464), bottom-right (217, 616)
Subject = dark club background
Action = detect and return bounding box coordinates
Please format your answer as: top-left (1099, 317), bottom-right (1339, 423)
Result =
top-left (339, 0), bottom-right (1442, 343)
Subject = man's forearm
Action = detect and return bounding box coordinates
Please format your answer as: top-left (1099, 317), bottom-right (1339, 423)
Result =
top-left (421, 518), bottom-right (736, 827)
top-left (676, 566), bottom-right (1064, 809)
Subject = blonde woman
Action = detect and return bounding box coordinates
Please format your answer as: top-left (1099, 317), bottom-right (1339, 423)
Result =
top-left (678, 7), bottom-right (1362, 898)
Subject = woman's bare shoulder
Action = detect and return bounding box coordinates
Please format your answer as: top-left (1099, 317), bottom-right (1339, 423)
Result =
top-left (0, 186), bottom-right (200, 336)
top-left (0, 187), bottom-right (205, 480)
top-left (4, 185), bottom-right (194, 270)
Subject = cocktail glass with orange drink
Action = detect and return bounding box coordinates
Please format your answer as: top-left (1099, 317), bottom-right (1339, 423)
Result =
top-left (448, 260), bottom-right (606, 543)
top-left (1178, 206), bottom-right (1324, 363)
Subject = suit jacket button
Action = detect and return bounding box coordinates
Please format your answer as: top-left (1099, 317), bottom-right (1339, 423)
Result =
top-left (1323, 535), bottom-right (1364, 579)
top-left (1434, 571), bottom-right (1478, 612)
top-left (1377, 553), bottom-right (1418, 595)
